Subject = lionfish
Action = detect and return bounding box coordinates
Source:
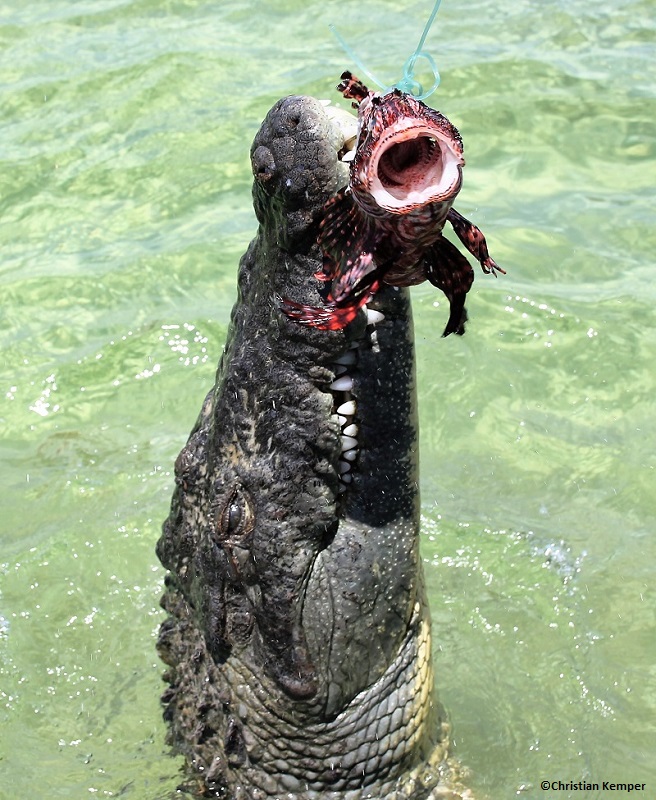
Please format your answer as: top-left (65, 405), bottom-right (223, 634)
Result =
top-left (281, 71), bottom-right (503, 336)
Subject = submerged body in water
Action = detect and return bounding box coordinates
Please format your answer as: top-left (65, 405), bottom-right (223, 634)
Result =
top-left (282, 71), bottom-right (504, 336)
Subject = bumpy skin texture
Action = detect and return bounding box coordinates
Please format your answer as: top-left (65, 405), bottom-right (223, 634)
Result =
top-left (156, 96), bottom-right (469, 799)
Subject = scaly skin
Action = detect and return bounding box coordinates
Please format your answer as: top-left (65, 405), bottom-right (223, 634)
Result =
top-left (156, 95), bottom-right (470, 799)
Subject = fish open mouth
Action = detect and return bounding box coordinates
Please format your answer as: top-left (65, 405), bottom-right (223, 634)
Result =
top-left (369, 125), bottom-right (463, 211)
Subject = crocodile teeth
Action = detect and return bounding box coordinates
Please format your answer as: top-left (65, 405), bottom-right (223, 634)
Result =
top-left (329, 348), bottom-right (361, 493)
top-left (335, 350), bottom-right (357, 366)
top-left (340, 435), bottom-right (358, 452)
top-left (366, 309), bottom-right (385, 325)
top-left (330, 375), bottom-right (354, 392)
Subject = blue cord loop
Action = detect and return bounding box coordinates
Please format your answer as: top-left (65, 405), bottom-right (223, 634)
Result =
top-left (330, 0), bottom-right (443, 101)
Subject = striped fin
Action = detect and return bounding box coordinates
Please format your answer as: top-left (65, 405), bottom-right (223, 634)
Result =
top-left (423, 235), bottom-right (475, 337)
top-left (447, 208), bottom-right (505, 276)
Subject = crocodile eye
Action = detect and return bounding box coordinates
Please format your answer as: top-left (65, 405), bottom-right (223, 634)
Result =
top-left (225, 501), bottom-right (243, 533)
top-left (217, 483), bottom-right (254, 542)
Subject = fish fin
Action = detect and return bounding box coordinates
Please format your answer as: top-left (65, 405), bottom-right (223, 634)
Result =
top-left (281, 186), bottom-right (381, 330)
top-left (337, 71), bottom-right (370, 104)
top-left (317, 187), bottom-right (358, 282)
top-left (319, 187), bottom-right (378, 302)
top-left (329, 252), bottom-right (377, 305)
top-left (424, 236), bottom-right (475, 337)
top-left (280, 282), bottom-right (378, 331)
top-left (319, 188), bottom-right (365, 264)
top-left (447, 208), bottom-right (506, 276)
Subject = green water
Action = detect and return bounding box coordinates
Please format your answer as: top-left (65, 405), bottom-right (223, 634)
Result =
top-left (1, 1), bottom-right (654, 798)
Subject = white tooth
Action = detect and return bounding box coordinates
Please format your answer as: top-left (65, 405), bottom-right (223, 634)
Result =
top-left (349, 341), bottom-right (360, 350)
top-left (339, 461), bottom-right (351, 474)
top-left (343, 449), bottom-right (358, 462)
top-left (341, 435), bottom-right (357, 451)
top-left (335, 350), bottom-right (357, 366)
top-left (343, 423), bottom-right (358, 437)
top-left (336, 400), bottom-right (356, 416)
top-left (337, 414), bottom-right (347, 426)
top-left (341, 472), bottom-right (353, 484)
top-left (333, 364), bottom-right (348, 376)
top-left (366, 309), bottom-right (385, 325)
top-left (341, 149), bottom-right (356, 162)
top-left (330, 376), bottom-right (353, 392)
top-left (338, 483), bottom-right (347, 493)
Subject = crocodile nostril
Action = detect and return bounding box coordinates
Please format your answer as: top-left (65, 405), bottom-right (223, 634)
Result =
top-left (251, 145), bottom-right (276, 182)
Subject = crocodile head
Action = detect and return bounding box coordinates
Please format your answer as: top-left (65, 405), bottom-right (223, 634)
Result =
top-left (156, 95), bottom-right (465, 799)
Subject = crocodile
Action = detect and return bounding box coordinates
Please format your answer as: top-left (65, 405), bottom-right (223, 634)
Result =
top-left (156, 94), bottom-right (470, 799)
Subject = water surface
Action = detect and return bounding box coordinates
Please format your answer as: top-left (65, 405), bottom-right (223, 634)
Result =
top-left (1, 1), bottom-right (655, 797)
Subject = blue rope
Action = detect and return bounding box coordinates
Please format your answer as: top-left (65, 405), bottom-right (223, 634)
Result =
top-left (330, 0), bottom-right (443, 101)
